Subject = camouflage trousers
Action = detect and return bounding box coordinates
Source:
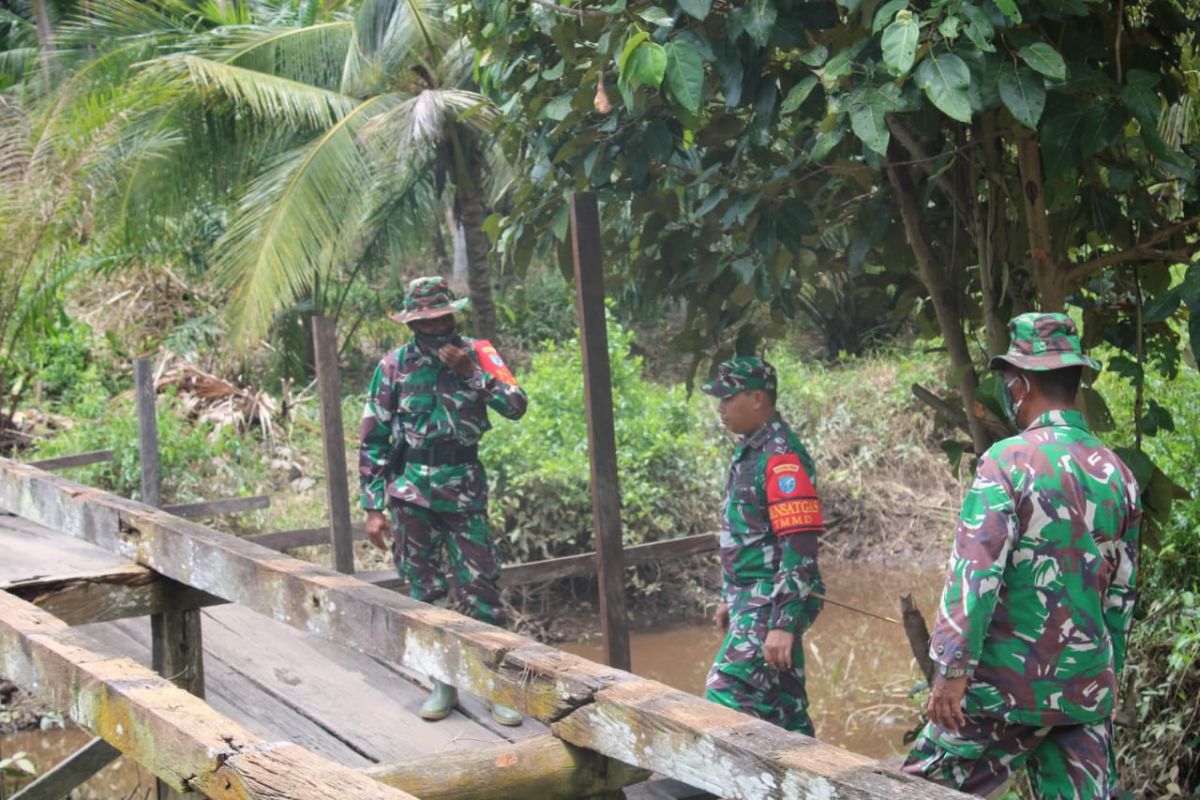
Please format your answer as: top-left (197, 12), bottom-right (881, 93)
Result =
top-left (903, 715), bottom-right (1114, 799)
top-left (704, 585), bottom-right (823, 735)
top-left (389, 501), bottom-right (506, 628)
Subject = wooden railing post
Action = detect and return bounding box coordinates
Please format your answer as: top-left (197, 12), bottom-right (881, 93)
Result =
top-left (311, 316), bottom-right (355, 574)
top-left (136, 357), bottom-right (204, 800)
top-left (569, 192), bottom-right (632, 672)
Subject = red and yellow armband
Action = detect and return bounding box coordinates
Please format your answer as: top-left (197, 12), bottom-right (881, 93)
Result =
top-left (472, 340), bottom-right (519, 386)
top-left (765, 453), bottom-right (823, 536)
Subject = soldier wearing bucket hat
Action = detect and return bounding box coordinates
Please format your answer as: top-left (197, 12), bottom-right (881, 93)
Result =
top-left (358, 276), bottom-right (527, 727)
top-left (905, 313), bottom-right (1141, 799)
top-left (701, 356), bottom-right (826, 735)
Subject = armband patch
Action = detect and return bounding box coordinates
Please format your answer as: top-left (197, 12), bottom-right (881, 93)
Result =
top-left (765, 453), bottom-right (823, 536)
top-left (473, 340), bottom-right (519, 386)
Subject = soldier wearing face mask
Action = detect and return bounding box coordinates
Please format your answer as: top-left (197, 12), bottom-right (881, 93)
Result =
top-left (904, 313), bottom-right (1141, 799)
top-left (358, 276), bottom-right (527, 726)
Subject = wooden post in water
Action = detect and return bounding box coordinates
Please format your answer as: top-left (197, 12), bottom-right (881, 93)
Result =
top-left (311, 316), bottom-right (356, 574)
top-left (136, 357), bottom-right (204, 800)
top-left (569, 192), bottom-right (631, 672)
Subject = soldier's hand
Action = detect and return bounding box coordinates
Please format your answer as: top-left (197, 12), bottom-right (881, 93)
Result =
top-left (438, 343), bottom-right (474, 377)
top-left (365, 510), bottom-right (392, 551)
top-left (928, 674), bottom-right (968, 732)
top-left (715, 603), bottom-right (730, 632)
top-left (763, 629), bottom-right (795, 671)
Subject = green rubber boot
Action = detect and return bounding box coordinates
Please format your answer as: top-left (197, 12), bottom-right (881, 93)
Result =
top-left (419, 678), bottom-right (457, 721)
top-left (489, 701), bottom-right (523, 727)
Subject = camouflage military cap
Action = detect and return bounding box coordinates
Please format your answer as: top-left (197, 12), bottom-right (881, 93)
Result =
top-left (988, 312), bottom-right (1102, 372)
top-left (390, 276), bottom-right (469, 324)
top-left (702, 356), bottom-right (777, 398)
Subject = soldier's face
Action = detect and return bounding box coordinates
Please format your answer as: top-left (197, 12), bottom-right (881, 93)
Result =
top-left (718, 390), bottom-right (767, 435)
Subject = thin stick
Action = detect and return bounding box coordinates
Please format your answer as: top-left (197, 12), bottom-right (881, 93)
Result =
top-left (812, 592), bottom-right (901, 625)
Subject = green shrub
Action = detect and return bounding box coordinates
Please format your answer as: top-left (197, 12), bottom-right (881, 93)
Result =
top-left (27, 386), bottom-right (266, 508)
top-left (480, 322), bottom-right (723, 564)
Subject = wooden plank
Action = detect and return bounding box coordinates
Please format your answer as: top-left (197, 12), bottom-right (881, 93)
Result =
top-left (247, 522), bottom-right (367, 552)
top-left (3, 563), bottom-right (225, 625)
top-left (0, 461), bottom-right (973, 800)
top-left (311, 315), bottom-right (355, 574)
top-left (163, 495), bottom-right (270, 518)
top-left (363, 733), bottom-right (649, 800)
top-left (27, 449), bottom-right (114, 471)
top-left (134, 358), bottom-right (161, 509)
top-left (499, 533), bottom-right (718, 586)
top-left (552, 678), bottom-right (964, 800)
top-left (569, 191), bottom-right (631, 673)
top-left (0, 591), bottom-right (416, 800)
top-left (9, 737), bottom-right (120, 800)
top-left (152, 577), bottom-right (206, 698)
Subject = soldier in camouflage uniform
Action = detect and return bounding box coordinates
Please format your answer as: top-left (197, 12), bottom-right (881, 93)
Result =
top-left (904, 313), bottom-right (1141, 798)
top-left (701, 357), bottom-right (825, 735)
top-left (359, 276), bottom-right (527, 726)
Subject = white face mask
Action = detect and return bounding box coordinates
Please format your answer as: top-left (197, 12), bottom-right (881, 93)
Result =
top-left (1002, 374), bottom-right (1030, 427)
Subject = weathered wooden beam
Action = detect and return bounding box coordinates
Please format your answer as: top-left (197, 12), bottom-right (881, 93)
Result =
top-left (152, 577), bottom-right (206, 699)
top-left (0, 591), bottom-right (415, 799)
top-left (9, 736), bottom-right (119, 800)
top-left (163, 495), bottom-right (270, 518)
top-left (246, 522), bottom-right (367, 552)
top-left (2, 565), bottom-right (225, 625)
top-left (552, 678), bottom-right (959, 800)
top-left (311, 315), bottom-right (356, 574)
top-left (363, 733), bottom-right (649, 800)
top-left (27, 449), bottom-right (114, 471)
top-left (570, 191), bottom-right (631, 672)
top-left (0, 461), bottom-right (972, 800)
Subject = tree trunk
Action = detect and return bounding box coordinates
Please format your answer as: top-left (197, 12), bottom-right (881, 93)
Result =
top-left (886, 153), bottom-right (990, 456)
top-left (452, 132), bottom-right (498, 342)
top-left (33, 0), bottom-right (55, 91)
top-left (975, 115), bottom-right (1010, 357)
top-left (1015, 128), bottom-right (1066, 311)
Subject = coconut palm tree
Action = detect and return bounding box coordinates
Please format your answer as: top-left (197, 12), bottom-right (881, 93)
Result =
top-left (109, 0), bottom-right (502, 347)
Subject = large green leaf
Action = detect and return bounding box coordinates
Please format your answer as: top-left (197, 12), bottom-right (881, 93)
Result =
top-left (992, 0), bottom-right (1022, 23)
top-left (849, 91), bottom-right (890, 154)
top-left (780, 76), bottom-right (818, 115)
top-left (637, 6), bottom-right (675, 27)
top-left (677, 0), bottom-right (712, 20)
top-left (915, 52), bottom-right (972, 123)
top-left (1018, 42), bottom-right (1066, 81)
top-left (998, 64), bottom-right (1045, 128)
top-left (665, 41), bottom-right (704, 112)
top-left (872, 0), bottom-right (907, 34)
top-left (960, 3), bottom-right (995, 52)
top-left (742, 0), bottom-right (777, 47)
top-left (625, 41), bottom-right (667, 88)
top-left (881, 10), bottom-right (920, 77)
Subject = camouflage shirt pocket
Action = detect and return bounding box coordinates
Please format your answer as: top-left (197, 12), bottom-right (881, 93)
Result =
top-left (931, 725), bottom-right (986, 760)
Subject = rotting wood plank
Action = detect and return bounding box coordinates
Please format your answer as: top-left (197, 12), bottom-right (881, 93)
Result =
top-left (0, 460), bottom-right (973, 799)
top-left (246, 522), bottom-right (366, 551)
top-left (362, 733), bottom-right (649, 800)
top-left (2, 564), bottom-right (224, 625)
top-left (27, 449), bottom-right (114, 471)
top-left (163, 495), bottom-right (270, 518)
top-left (552, 678), bottom-right (958, 800)
top-left (0, 590), bottom-right (416, 800)
top-left (9, 737), bottom-right (119, 800)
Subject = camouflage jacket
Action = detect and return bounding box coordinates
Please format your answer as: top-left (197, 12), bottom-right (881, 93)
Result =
top-left (721, 412), bottom-right (824, 632)
top-left (930, 409), bottom-right (1141, 726)
top-left (358, 338), bottom-right (527, 512)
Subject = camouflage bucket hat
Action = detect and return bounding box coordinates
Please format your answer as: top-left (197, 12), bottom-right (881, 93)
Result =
top-left (702, 356), bottom-right (777, 398)
top-left (390, 276), bottom-right (469, 324)
top-left (988, 312), bottom-right (1102, 373)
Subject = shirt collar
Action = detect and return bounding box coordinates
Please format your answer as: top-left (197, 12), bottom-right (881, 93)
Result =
top-left (740, 411), bottom-right (784, 450)
top-left (1024, 408), bottom-right (1090, 434)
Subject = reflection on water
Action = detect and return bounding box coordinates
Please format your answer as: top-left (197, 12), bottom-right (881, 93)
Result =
top-left (562, 559), bottom-right (945, 759)
top-left (1, 725), bottom-right (155, 799)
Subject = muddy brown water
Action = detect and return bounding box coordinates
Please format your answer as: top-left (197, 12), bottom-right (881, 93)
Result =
top-left (562, 559), bottom-right (946, 760)
top-left (0, 560), bottom-right (944, 795)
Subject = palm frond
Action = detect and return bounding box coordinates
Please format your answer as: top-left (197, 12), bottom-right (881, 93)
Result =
top-left (361, 87), bottom-right (494, 156)
top-left (190, 22), bottom-right (353, 90)
top-left (53, 0), bottom-right (200, 51)
top-left (146, 54), bottom-right (357, 128)
top-left (214, 92), bottom-right (403, 347)
top-left (353, 0), bottom-right (445, 70)
top-left (0, 47), bottom-right (38, 85)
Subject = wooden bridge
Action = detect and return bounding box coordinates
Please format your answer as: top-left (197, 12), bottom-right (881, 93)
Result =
top-left (0, 457), bottom-right (970, 799)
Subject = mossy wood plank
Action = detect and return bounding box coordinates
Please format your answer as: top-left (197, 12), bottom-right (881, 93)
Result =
top-left (0, 591), bottom-right (414, 799)
top-left (552, 678), bottom-right (971, 800)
